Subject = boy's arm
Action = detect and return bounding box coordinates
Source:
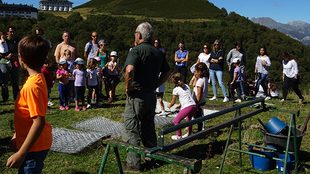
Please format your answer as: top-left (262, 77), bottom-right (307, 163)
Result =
top-left (7, 116), bottom-right (46, 168)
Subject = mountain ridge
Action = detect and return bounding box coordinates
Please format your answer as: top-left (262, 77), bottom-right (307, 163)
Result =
top-left (251, 17), bottom-right (310, 46)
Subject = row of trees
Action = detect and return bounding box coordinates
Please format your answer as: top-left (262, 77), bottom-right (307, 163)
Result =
top-left (2, 11), bottom-right (310, 91)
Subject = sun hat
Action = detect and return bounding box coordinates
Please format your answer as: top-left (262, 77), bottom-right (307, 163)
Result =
top-left (94, 56), bottom-right (100, 61)
top-left (58, 58), bottom-right (67, 64)
top-left (74, 58), bottom-right (84, 65)
top-left (110, 51), bottom-right (117, 57)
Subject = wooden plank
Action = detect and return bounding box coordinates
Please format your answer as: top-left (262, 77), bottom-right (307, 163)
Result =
top-left (102, 138), bottom-right (198, 170)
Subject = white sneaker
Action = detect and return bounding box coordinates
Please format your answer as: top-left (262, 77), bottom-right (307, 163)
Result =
top-left (209, 96), bottom-right (218, 101)
top-left (171, 135), bottom-right (182, 140)
top-left (265, 96), bottom-right (271, 100)
top-left (158, 111), bottom-right (169, 117)
top-left (235, 99), bottom-right (241, 103)
top-left (182, 133), bottom-right (190, 138)
top-left (48, 101), bottom-right (54, 106)
top-left (87, 104), bottom-right (91, 108)
top-left (91, 99), bottom-right (96, 104)
top-left (279, 99), bottom-right (285, 103)
top-left (223, 97), bottom-right (229, 102)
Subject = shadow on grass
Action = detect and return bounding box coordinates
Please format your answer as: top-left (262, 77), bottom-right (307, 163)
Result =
top-left (173, 140), bottom-right (229, 160)
top-left (0, 137), bottom-right (11, 158)
top-left (0, 108), bottom-right (15, 115)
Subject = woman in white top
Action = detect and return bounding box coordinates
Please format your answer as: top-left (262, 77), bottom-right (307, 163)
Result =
top-left (280, 52), bottom-right (304, 104)
top-left (254, 46), bottom-right (271, 99)
top-left (196, 43), bottom-right (211, 68)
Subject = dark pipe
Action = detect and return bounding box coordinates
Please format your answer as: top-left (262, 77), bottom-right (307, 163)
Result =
top-left (300, 111), bottom-right (310, 135)
top-left (257, 118), bottom-right (268, 131)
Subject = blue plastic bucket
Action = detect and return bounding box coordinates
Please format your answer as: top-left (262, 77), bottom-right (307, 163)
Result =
top-left (265, 117), bottom-right (287, 135)
top-left (276, 154), bottom-right (295, 174)
top-left (248, 145), bottom-right (275, 171)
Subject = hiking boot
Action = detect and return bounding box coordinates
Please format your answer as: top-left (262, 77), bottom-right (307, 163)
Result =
top-left (122, 162), bottom-right (140, 173)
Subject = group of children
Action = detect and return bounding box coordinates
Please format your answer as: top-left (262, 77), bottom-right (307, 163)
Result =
top-left (42, 49), bottom-right (120, 111)
top-left (164, 62), bottom-right (209, 140)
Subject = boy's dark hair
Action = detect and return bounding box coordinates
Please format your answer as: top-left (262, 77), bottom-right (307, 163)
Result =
top-left (44, 57), bottom-right (51, 64)
top-left (7, 25), bottom-right (16, 32)
top-left (18, 35), bottom-right (50, 70)
top-left (195, 62), bottom-right (209, 78)
top-left (171, 72), bottom-right (185, 89)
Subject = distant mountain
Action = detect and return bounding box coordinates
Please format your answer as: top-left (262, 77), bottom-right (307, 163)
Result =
top-left (251, 17), bottom-right (310, 46)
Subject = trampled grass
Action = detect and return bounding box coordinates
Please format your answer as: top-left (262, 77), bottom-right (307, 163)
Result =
top-left (1, 81), bottom-right (310, 173)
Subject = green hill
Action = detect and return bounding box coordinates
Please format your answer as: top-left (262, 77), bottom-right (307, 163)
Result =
top-left (75, 0), bottom-right (226, 19)
top-left (3, 0), bottom-right (310, 91)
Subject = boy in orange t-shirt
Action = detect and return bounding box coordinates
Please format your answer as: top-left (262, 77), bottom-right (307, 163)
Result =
top-left (6, 35), bottom-right (52, 174)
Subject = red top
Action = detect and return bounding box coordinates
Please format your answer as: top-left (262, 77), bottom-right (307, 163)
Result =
top-left (41, 67), bottom-right (53, 88)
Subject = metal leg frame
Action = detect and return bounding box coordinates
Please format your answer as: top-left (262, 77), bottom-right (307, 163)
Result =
top-left (219, 108), bottom-right (299, 174)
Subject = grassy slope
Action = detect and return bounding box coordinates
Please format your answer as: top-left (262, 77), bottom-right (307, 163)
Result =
top-left (1, 82), bottom-right (310, 173)
top-left (74, 0), bottom-right (223, 19)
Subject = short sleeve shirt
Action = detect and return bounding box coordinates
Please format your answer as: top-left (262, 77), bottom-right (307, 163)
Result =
top-left (125, 41), bottom-right (170, 90)
top-left (234, 67), bottom-right (242, 82)
top-left (56, 69), bottom-right (70, 80)
top-left (73, 69), bottom-right (86, 86)
top-left (86, 69), bottom-right (98, 86)
top-left (173, 84), bottom-right (196, 110)
top-left (14, 73), bottom-right (52, 152)
top-left (192, 77), bottom-right (208, 104)
top-left (84, 41), bottom-right (99, 61)
top-left (108, 61), bottom-right (119, 75)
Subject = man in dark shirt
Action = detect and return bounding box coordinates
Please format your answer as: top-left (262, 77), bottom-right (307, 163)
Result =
top-left (0, 26), bottom-right (20, 101)
top-left (122, 22), bottom-right (170, 172)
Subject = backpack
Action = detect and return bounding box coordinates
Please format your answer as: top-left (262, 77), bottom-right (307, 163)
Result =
top-left (86, 41), bottom-right (92, 56)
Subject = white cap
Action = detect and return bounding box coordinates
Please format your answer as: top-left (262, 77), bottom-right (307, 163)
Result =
top-left (232, 58), bottom-right (240, 63)
top-left (110, 51), bottom-right (117, 57)
top-left (58, 58), bottom-right (67, 64)
top-left (74, 58), bottom-right (84, 65)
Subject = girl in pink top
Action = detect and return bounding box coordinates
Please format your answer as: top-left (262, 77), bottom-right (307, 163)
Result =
top-left (56, 58), bottom-right (71, 110)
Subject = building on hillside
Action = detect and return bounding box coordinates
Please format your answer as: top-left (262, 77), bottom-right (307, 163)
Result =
top-left (0, 0), bottom-right (38, 19)
top-left (39, 0), bottom-right (73, 12)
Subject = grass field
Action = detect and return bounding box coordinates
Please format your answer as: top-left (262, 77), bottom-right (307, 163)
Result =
top-left (1, 81), bottom-right (310, 174)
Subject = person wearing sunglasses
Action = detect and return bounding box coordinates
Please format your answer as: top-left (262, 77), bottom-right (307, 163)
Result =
top-left (208, 40), bottom-right (229, 102)
top-left (84, 31), bottom-right (99, 63)
top-left (174, 41), bottom-right (189, 83)
top-left (95, 39), bottom-right (109, 99)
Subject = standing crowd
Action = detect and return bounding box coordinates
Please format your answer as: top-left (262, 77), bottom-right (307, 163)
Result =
top-left (3, 22), bottom-right (305, 173)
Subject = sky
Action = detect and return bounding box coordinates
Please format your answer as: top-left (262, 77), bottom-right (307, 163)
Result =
top-left (7, 0), bottom-right (310, 24)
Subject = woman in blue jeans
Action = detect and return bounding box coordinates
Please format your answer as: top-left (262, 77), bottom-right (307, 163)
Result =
top-left (208, 40), bottom-right (229, 102)
top-left (254, 46), bottom-right (271, 99)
